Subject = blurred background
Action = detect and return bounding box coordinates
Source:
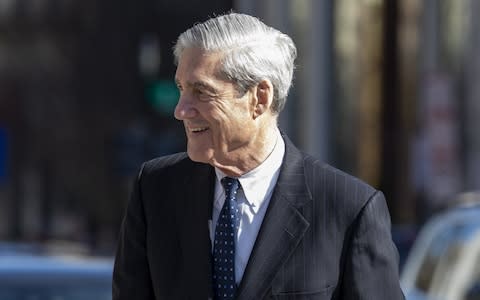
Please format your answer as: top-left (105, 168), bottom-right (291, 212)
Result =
top-left (0, 0), bottom-right (479, 261)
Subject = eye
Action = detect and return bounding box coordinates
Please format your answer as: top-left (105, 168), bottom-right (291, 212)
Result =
top-left (195, 89), bottom-right (214, 102)
top-left (195, 88), bottom-right (208, 98)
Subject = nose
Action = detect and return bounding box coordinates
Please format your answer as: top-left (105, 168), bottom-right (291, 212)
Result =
top-left (174, 94), bottom-right (197, 120)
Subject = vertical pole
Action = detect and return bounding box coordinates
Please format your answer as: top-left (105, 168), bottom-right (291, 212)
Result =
top-left (303, 0), bottom-right (332, 161)
top-left (465, 0), bottom-right (480, 190)
top-left (381, 0), bottom-right (399, 219)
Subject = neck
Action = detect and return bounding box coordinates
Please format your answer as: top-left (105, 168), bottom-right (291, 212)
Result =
top-left (212, 125), bottom-right (279, 177)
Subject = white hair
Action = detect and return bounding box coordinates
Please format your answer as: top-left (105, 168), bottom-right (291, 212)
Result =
top-left (173, 13), bottom-right (297, 114)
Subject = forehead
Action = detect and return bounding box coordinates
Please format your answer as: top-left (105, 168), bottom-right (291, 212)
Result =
top-left (175, 48), bottom-right (223, 83)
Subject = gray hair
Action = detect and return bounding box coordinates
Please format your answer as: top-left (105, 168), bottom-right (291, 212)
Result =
top-left (173, 13), bottom-right (297, 114)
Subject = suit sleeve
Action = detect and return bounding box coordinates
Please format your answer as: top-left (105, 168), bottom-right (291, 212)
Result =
top-left (342, 191), bottom-right (405, 300)
top-left (112, 164), bottom-right (154, 300)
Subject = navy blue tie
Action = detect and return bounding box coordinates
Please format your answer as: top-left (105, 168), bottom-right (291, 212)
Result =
top-left (213, 177), bottom-right (240, 300)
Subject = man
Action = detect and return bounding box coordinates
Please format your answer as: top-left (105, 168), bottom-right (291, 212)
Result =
top-left (113, 13), bottom-right (405, 300)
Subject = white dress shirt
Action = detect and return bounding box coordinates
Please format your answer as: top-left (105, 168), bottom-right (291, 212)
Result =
top-left (210, 129), bottom-right (285, 285)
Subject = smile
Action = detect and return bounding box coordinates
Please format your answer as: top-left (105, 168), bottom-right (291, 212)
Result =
top-left (190, 127), bottom-right (209, 133)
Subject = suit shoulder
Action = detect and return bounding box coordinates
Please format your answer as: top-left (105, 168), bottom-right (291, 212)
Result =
top-left (302, 153), bottom-right (374, 187)
top-left (143, 152), bottom-right (189, 169)
top-left (139, 152), bottom-right (195, 178)
top-left (302, 154), bottom-right (379, 212)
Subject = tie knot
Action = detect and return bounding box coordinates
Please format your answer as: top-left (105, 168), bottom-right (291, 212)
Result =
top-left (221, 177), bottom-right (240, 198)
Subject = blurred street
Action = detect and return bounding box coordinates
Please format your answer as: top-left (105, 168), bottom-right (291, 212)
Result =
top-left (0, 0), bottom-right (479, 280)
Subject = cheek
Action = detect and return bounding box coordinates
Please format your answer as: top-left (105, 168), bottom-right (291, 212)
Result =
top-left (205, 107), bottom-right (232, 131)
top-left (208, 102), bottom-right (253, 137)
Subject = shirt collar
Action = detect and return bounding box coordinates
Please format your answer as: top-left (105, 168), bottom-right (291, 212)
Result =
top-left (215, 129), bottom-right (285, 213)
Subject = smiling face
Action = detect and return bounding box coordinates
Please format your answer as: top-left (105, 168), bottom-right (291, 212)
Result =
top-left (174, 47), bottom-right (277, 176)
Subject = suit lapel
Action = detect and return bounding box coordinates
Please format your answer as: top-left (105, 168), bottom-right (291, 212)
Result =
top-left (178, 162), bottom-right (215, 298)
top-left (236, 136), bottom-right (312, 300)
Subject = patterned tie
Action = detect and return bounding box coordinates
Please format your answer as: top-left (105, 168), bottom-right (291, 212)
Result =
top-left (213, 177), bottom-right (240, 300)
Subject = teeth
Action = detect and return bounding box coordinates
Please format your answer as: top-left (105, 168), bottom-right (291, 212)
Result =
top-left (191, 127), bottom-right (209, 133)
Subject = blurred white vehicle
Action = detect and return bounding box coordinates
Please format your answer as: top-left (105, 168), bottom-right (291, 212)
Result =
top-left (0, 242), bottom-right (113, 300)
top-left (401, 192), bottom-right (480, 300)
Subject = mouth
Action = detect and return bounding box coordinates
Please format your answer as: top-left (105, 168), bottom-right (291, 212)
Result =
top-left (189, 126), bottom-right (209, 133)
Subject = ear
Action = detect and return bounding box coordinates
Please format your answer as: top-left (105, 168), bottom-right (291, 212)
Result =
top-left (252, 79), bottom-right (274, 119)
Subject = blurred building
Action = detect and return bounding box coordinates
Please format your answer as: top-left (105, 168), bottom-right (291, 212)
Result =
top-left (0, 0), bottom-right (479, 252)
top-left (241, 0), bottom-right (480, 223)
top-left (0, 0), bottom-right (233, 252)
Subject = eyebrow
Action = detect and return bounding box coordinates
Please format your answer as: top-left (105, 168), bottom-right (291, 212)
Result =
top-left (175, 79), bottom-right (218, 94)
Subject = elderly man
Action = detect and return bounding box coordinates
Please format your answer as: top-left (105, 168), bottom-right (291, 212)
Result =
top-left (113, 13), bottom-right (405, 300)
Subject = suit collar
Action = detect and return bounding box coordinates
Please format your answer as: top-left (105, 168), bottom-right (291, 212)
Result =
top-left (236, 134), bottom-right (312, 299)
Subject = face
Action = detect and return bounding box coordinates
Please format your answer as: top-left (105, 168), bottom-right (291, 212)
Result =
top-left (174, 47), bottom-right (273, 174)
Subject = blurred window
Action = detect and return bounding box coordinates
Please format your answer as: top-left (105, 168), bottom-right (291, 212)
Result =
top-left (414, 221), bottom-right (478, 293)
top-left (414, 223), bottom-right (458, 291)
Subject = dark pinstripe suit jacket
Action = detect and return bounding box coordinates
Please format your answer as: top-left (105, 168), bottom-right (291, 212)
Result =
top-left (113, 135), bottom-right (405, 299)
